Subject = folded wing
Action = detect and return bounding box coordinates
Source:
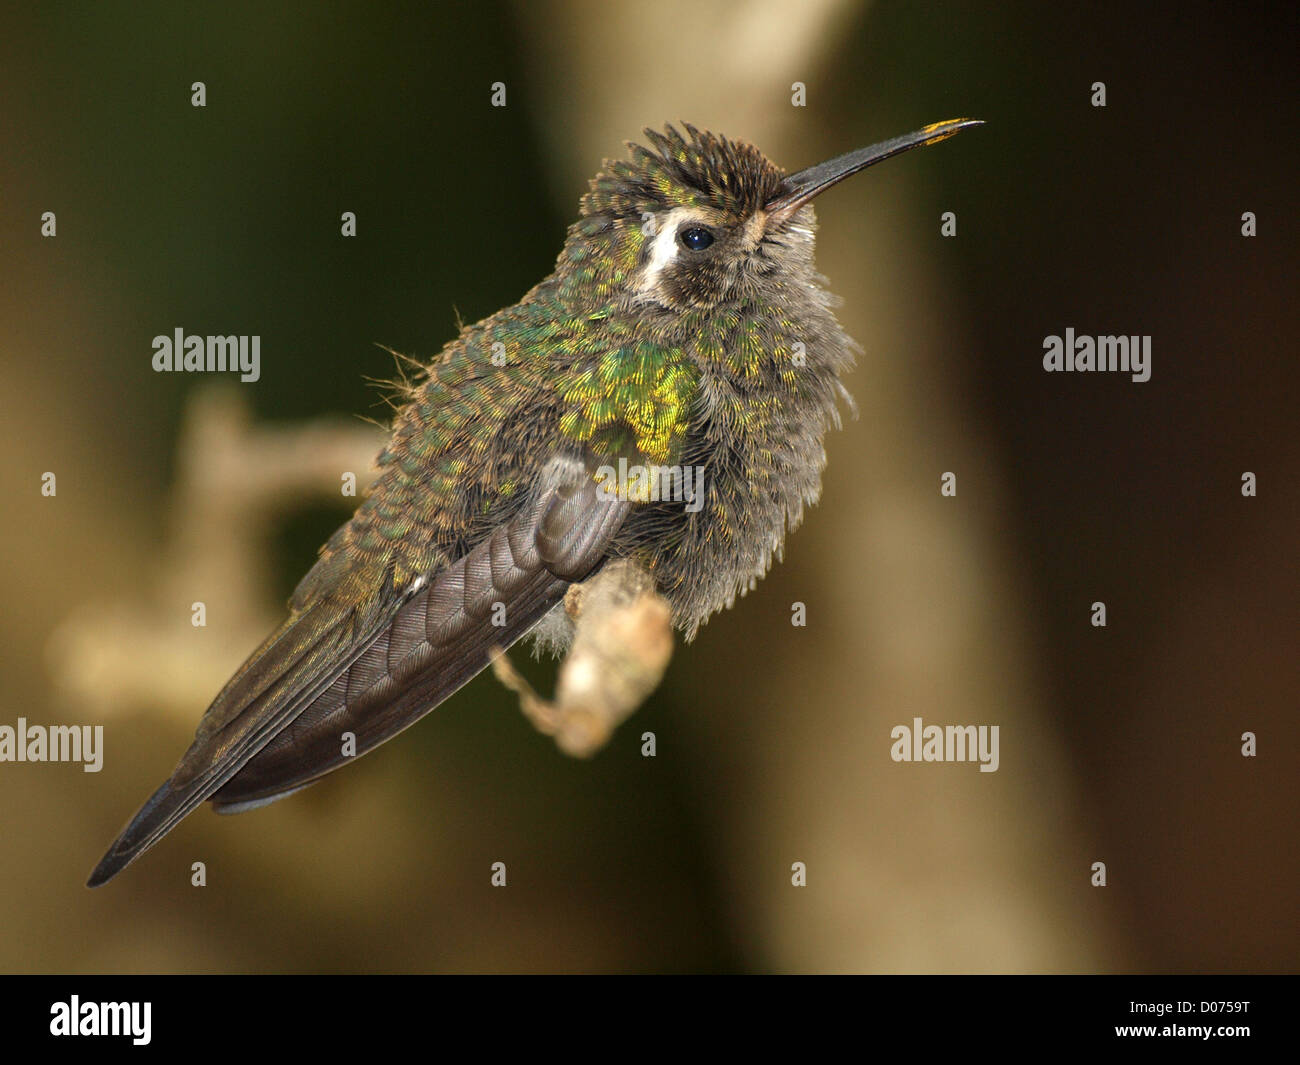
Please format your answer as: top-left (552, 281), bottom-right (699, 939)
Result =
top-left (88, 457), bottom-right (627, 886)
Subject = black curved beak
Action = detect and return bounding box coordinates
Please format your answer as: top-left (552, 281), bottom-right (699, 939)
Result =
top-left (765, 118), bottom-right (983, 224)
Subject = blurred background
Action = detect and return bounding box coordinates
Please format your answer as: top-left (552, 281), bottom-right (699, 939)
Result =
top-left (1, 1), bottom-right (1294, 972)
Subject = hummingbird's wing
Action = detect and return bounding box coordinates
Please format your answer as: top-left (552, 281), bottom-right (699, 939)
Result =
top-left (87, 458), bottom-right (627, 886)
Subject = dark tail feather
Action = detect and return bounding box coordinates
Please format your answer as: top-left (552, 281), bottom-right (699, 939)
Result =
top-left (87, 778), bottom-right (186, 887)
top-left (86, 600), bottom-right (369, 887)
top-left (86, 456), bottom-right (629, 887)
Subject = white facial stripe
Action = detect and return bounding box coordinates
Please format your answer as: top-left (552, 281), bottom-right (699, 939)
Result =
top-left (636, 207), bottom-right (713, 294)
top-left (641, 214), bottom-right (683, 288)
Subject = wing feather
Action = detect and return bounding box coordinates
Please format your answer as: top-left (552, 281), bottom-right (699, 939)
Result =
top-left (87, 457), bottom-right (627, 886)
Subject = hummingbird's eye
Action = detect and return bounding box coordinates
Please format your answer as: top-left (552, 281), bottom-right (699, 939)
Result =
top-left (678, 226), bottom-right (714, 251)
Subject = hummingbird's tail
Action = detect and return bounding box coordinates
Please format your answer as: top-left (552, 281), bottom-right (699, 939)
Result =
top-left (86, 597), bottom-right (372, 887)
top-left (87, 779), bottom-right (203, 887)
top-left (87, 456), bottom-right (629, 887)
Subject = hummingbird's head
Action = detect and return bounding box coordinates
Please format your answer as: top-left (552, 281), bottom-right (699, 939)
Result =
top-left (574, 123), bottom-right (798, 314)
top-left (568, 120), bottom-right (981, 314)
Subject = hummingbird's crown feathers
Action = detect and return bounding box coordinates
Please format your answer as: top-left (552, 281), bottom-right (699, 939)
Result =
top-left (582, 123), bottom-right (785, 220)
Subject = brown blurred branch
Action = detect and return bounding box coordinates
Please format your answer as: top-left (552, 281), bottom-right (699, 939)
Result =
top-left (491, 560), bottom-right (672, 757)
top-left (47, 385), bottom-right (384, 722)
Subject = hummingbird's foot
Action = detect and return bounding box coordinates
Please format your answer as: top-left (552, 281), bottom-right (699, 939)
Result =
top-left (489, 560), bottom-right (672, 757)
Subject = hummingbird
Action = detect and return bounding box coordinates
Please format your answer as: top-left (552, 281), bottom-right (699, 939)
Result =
top-left (88, 117), bottom-right (981, 886)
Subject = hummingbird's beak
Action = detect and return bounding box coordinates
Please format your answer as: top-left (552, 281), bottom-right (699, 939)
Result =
top-left (764, 117), bottom-right (983, 225)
